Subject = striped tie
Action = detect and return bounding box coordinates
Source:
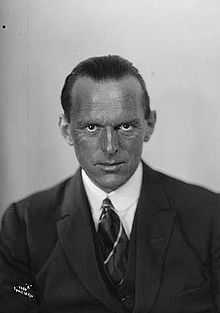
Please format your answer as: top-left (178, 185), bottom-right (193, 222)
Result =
top-left (97, 198), bottom-right (129, 286)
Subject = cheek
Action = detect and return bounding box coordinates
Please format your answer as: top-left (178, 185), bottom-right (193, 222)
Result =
top-left (119, 133), bottom-right (144, 154)
top-left (72, 132), bottom-right (99, 157)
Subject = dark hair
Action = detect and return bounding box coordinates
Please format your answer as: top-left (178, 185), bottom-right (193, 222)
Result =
top-left (61, 55), bottom-right (151, 121)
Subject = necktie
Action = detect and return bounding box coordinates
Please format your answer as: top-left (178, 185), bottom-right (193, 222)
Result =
top-left (97, 198), bottom-right (129, 285)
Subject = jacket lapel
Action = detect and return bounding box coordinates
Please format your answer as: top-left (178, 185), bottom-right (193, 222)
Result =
top-left (134, 164), bottom-right (176, 313)
top-left (56, 169), bottom-right (126, 313)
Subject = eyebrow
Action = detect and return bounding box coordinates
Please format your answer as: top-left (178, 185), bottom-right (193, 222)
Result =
top-left (76, 118), bottom-right (140, 128)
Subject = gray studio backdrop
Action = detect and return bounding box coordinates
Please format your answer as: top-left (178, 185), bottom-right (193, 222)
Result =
top-left (1, 0), bottom-right (220, 217)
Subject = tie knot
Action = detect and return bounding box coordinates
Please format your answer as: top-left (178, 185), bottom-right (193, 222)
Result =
top-left (102, 198), bottom-right (113, 212)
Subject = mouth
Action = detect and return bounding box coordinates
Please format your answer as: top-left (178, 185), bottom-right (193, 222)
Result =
top-left (96, 161), bottom-right (125, 172)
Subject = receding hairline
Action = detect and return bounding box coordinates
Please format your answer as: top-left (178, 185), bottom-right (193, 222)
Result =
top-left (69, 74), bottom-right (145, 95)
top-left (66, 74), bottom-right (149, 121)
top-left (61, 55), bottom-right (151, 121)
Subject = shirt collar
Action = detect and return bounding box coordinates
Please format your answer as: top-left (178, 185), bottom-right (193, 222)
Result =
top-left (82, 162), bottom-right (143, 215)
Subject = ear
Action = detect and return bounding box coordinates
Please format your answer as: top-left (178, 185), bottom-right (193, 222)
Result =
top-left (58, 113), bottom-right (74, 146)
top-left (144, 110), bottom-right (157, 142)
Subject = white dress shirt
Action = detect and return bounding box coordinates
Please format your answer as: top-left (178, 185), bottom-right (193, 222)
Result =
top-left (82, 162), bottom-right (143, 238)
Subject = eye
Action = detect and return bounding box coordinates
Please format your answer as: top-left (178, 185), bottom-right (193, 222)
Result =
top-left (86, 124), bottom-right (98, 132)
top-left (120, 123), bottom-right (133, 131)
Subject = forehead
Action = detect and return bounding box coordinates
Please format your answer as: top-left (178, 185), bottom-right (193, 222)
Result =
top-left (69, 76), bottom-right (144, 118)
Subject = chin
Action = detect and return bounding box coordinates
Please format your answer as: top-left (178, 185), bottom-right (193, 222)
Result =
top-left (96, 174), bottom-right (127, 192)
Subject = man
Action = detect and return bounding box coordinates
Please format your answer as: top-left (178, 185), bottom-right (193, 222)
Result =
top-left (0, 55), bottom-right (219, 313)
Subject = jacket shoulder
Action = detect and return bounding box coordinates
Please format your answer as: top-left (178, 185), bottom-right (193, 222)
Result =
top-left (157, 170), bottom-right (218, 203)
top-left (149, 166), bottom-right (220, 223)
top-left (143, 163), bottom-right (219, 215)
top-left (14, 177), bottom-right (72, 218)
top-left (1, 173), bottom-right (79, 226)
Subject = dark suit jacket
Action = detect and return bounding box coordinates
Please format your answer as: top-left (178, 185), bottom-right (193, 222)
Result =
top-left (0, 162), bottom-right (220, 313)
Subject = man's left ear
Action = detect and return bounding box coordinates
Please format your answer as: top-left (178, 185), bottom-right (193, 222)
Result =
top-left (144, 110), bottom-right (157, 142)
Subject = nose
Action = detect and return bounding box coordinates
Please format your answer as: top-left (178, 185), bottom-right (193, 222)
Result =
top-left (101, 126), bottom-right (119, 155)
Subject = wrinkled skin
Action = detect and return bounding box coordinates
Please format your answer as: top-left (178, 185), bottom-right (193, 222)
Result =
top-left (60, 76), bottom-right (156, 192)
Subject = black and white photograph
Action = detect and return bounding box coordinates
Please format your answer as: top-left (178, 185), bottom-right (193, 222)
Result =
top-left (0, 1), bottom-right (220, 312)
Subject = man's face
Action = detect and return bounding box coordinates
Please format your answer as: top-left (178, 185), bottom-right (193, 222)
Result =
top-left (62, 76), bottom-right (155, 192)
